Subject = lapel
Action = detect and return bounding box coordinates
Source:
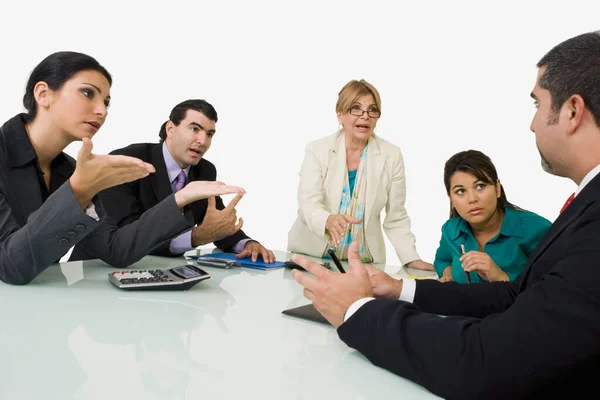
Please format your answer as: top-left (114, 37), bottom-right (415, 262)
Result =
top-left (7, 164), bottom-right (44, 224)
top-left (149, 144), bottom-right (173, 202)
top-left (326, 133), bottom-right (347, 214)
top-left (518, 176), bottom-right (599, 289)
top-left (364, 136), bottom-right (385, 229)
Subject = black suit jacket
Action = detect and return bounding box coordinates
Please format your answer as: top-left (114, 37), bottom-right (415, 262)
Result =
top-left (71, 142), bottom-right (249, 260)
top-left (0, 115), bottom-right (194, 284)
top-left (339, 173), bottom-right (600, 399)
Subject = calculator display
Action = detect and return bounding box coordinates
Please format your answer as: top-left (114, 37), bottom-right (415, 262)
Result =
top-left (172, 265), bottom-right (201, 278)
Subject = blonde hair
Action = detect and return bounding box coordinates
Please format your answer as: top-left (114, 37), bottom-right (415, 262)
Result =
top-left (335, 79), bottom-right (382, 114)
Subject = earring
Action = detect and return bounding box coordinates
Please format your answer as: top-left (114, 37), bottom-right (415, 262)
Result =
top-left (338, 124), bottom-right (343, 133)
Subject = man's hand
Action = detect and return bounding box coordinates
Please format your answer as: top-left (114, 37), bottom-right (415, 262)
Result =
top-left (291, 241), bottom-right (373, 328)
top-left (364, 264), bottom-right (403, 299)
top-left (237, 241), bottom-right (275, 263)
top-left (460, 251), bottom-right (508, 282)
top-left (325, 214), bottom-right (362, 247)
top-left (174, 181), bottom-right (245, 209)
top-left (70, 138), bottom-right (155, 208)
top-left (191, 195), bottom-right (244, 247)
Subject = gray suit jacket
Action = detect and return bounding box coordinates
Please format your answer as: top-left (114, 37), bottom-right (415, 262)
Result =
top-left (0, 114), bottom-right (194, 285)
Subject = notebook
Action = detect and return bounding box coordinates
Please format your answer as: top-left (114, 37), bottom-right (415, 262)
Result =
top-left (190, 252), bottom-right (286, 271)
top-left (282, 303), bottom-right (330, 325)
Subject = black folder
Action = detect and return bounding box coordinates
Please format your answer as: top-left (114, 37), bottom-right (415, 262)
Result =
top-left (282, 303), bottom-right (330, 325)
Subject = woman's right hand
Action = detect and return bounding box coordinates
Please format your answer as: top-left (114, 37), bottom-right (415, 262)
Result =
top-left (70, 138), bottom-right (155, 208)
top-left (439, 266), bottom-right (453, 282)
top-left (174, 181), bottom-right (245, 208)
top-left (325, 214), bottom-right (362, 247)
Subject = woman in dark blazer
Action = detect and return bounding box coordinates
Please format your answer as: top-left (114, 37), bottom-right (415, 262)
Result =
top-left (0, 51), bottom-right (243, 285)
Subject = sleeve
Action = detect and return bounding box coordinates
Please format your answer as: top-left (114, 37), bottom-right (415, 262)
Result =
top-left (297, 143), bottom-right (331, 238)
top-left (0, 182), bottom-right (105, 284)
top-left (75, 191), bottom-right (194, 267)
top-left (168, 230), bottom-right (193, 254)
top-left (433, 224), bottom-right (453, 277)
top-left (382, 149), bottom-right (419, 265)
top-left (96, 176), bottom-right (188, 257)
top-left (97, 179), bottom-right (181, 258)
top-left (98, 174), bottom-right (188, 257)
top-left (337, 212), bottom-right (600, 398)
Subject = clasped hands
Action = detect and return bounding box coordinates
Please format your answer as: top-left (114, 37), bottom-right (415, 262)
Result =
top-left (440, 251), bottom-right (508, 282)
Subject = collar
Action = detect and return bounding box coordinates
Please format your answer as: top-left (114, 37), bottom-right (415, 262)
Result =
top-left (450, 207), bottom-right (523, 240)
top-left (575, 164), bottom-right (600, 198)
top-left (331, 131), bottom-right (382, 155)
top-left (3, 114), bottom-right (39, 168)
top-left (2, 113), bottom-right (73, 174)
top-left (162, 141), bottom-right (190, 183)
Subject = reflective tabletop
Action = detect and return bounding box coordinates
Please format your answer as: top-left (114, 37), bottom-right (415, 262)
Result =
top-left (0, 249), bottom-right (439, 399)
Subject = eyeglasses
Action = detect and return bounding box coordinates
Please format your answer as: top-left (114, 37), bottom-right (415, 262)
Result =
top-left (349, 107), bottom-right (381, 118)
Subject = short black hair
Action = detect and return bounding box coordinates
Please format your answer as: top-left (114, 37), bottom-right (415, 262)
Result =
top-left (159, 99), bottom-right (218, 142)
top-left (537, 31), bottom-right (600, 126)
top-left (23, 51), bottom-right (112, 122)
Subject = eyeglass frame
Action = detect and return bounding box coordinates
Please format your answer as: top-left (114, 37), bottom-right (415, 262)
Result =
top-left (348, 107), bottom-right (381, 118)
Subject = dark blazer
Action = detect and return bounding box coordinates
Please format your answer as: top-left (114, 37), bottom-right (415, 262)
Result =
top-left (0, 114), bottom-right (194, 285)
top-left (71, 142), bottom-right (249, 260)
top-left (338, 173), bottom-right (600, 399)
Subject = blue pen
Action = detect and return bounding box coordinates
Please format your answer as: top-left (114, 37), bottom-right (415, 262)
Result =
top-left (460, 243), bottom-right (471, 284)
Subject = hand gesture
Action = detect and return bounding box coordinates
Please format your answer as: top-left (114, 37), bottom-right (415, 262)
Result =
top-left (325, 214), bottom-right (362, 247)
top-left (191, 195), bottom-right (244, 246)
top-left (237, 241), bottom-right (275, 263)
top-left (175, 181), bottom-right (245, 208)
top-left (291, 241), bottom-right (373, 328)
top-left (364, 264), bottom-right (403, 299)
top-left (70, 138), bottom-right (155, 208)
top-left (460, 251), bottom-right (508, 282)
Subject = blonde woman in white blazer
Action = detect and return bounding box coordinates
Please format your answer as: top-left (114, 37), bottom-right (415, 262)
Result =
top-left (287, 79), bottom-right (433, 270)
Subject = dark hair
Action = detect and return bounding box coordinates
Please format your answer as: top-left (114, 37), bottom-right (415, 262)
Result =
top-left (23, 51), bottom-right (112, 122)
top-left (444, 150), bottom-right (520, 219)
top-left (159, 99), bottom-right (218, 142)
top-left (537, 31), bottom-right (600, 126)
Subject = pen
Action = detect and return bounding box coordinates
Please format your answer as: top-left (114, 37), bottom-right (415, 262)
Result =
top-left (326, 248), bottom-right (346, 273)
top-left (460, 242), bottom-right (471, 284)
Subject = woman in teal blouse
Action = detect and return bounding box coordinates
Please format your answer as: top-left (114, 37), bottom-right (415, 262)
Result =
top-left (434, 150), bottom-right (551, 283)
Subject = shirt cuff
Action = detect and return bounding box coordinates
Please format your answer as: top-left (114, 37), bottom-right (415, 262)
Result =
top-left (344, 297), bottom-right (376, 322)
top-left (399, 278), bottom-right (416, 303)
top-left (84, 202), bottom-right (99, 221)
top-left (232, 238), bottom-right (253, 253)
top-left (169, 230), bottom-right (193, 254)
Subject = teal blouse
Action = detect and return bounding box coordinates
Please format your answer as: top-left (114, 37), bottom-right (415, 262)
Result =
top-left (433, 208), bottom-right (551, 283)
top-left (348, 169), bottom-right (357, 196)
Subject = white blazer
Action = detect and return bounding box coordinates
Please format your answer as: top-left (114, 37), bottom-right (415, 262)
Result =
top-left (287, 132), bottom-right (420, 265)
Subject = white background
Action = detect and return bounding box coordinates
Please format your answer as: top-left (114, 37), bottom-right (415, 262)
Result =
top-left (1, 0), bottom-right (598, 265)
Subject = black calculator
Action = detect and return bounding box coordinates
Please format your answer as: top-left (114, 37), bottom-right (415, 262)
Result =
top-left (108, 264), bottom-right (210, 290)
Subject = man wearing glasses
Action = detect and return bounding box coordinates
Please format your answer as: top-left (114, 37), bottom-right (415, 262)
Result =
top-left (71, 99), bottom-right (275, 262)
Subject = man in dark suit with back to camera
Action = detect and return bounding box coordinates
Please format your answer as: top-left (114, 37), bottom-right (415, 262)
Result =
top-left (292, 31), bottom-right (600, 399)
top-left (71, 99), bottom-right (274, 262)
